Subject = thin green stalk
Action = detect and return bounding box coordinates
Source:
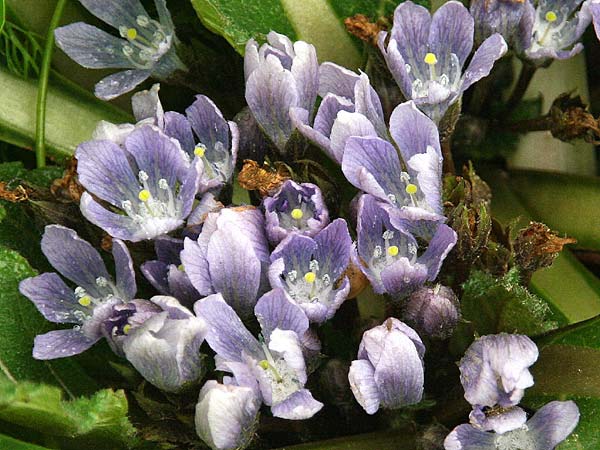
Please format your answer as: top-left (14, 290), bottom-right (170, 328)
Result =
top-left (35, 0), bottom-right (67, 168)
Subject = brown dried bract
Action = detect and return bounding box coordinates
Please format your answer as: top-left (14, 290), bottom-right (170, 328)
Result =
top-left (51, 157), bottom-right (85, 203)
top-left (101, 234), bottom-right (113, 252)
top-left (344, 14), bottom-right (386, 47)
top-left (237, 160), bottom-right (290, 197)
top-left (514, 222), bottom-right (576, 281)
top-left (0, 182), bottom-right (30, 202)
top-left (340, 261), bottom-right (370, 299)
top-left (549, 94), bottom-right (600, 144)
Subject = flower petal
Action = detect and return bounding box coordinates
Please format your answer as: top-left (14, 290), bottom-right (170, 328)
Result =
top-left (19, 273), bottom-right (79, 323)
top-left (429, 1), bottom-right (474, 68)
top-left (313, 219), bottom-right (352, 281)
top-left (79, 0), bottom-right (148, 30)
top-left (348, 359), bottom-right (380, 414)
top-left (95, 69), bottom-right (152, 100)
top-left (270, 388), bottom-right (323, 420)
top-left (524, 401), bottom-right (580, 449)
top-left (33, 329), bottom-right (98, 360)
top-left (329, 111), bottom-right (377, 164)
top-left (318, 62), bottom-right (359, 99)
top-left (255, 288), bottom-right (309, 341)
top-left (444, 424), bottom-right (496, 450)
top-left (112, 239), bottom-right (136, 299)
top-left (461, 33), bottom-right (507, 93)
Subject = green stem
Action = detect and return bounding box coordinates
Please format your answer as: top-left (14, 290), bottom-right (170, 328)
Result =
top-left (505, 62), bottom-right (538, 117)
top-left (35, 0), bottom-right (67, 168)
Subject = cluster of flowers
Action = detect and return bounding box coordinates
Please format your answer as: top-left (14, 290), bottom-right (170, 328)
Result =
top-left (17, 0), bottom-right (593, 448)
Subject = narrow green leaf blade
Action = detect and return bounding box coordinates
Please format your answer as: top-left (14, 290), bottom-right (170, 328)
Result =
top-left (0, 0), bottom-right (5, 33)
top-left (0, 67), bottom-right (131, 160)
top-left (0, 433), bottom-right (52, 450)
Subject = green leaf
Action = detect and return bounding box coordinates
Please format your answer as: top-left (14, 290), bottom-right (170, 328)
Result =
top-left (190, 0), bottom-right (429, 68)
top-left (273, 430), bottom-right (416, 450)
top-left (0, 0), bottom-right (5, 33)
top-left (503, 169), bottom-right (600, 251)
top-left (522, 317), bottom-right (600, 449)
top-left (0, 376), bottom-right (137, 449)
top-left (0, 246), bottom-right (98, 395)
top-left (484, 168), bottom-right (600, 325)
top-left (0, 67), bottom-right (131, 160)
top-left (0, 434), bottom-right (52, 450)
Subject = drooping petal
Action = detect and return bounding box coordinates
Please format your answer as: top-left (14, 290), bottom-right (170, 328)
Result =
top-left (33, 329), bottom-right (98, 360)
top-left (19, 273), bottom-right (79, 323)
top-left (41, 225), bottom-right (110, 297)
top-left (270, 388), bottom-right (323, 420)
top-left (461, 33), bottom-right (508, 93)
top-left (54, 23), bottom-right (132, 69)
top-left (193, 294), bottom-right (262, 362)
top-left (348, 359), bottom-right (380, 414)
top-left (95, 69), bottom-right (152, 100)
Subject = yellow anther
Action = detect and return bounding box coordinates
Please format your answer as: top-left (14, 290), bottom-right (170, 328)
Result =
top-left (178, 264), bottom-right (185, 272)
top-left (304, 272), bottom-right (316, 284)
top-left (545, 11), bottom-right (557, 22)
top-left (194, 145), bottom-right (206, 157)
top-left (259, 360), bottom-right (270, 370)
top-left (126, 28), bottom-right (138, 40)
top-left (424, 52), bottom-right (438, 65)
top-left (78, 296), bottom-right (91, 307)
top-left (138, 189), bottom-right (151, 202)
top-left (405, 183), bottom-right (418, 195)
top-left (291, 208), bottom-right (304, 220)
top-left (388, 245), bottom-right (399, 257)
top-left (123, 324), bottom-right (132, 335)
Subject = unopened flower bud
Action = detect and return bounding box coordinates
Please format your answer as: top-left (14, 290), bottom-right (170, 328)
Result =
top-left (404, 285), bottom-right (460, 339)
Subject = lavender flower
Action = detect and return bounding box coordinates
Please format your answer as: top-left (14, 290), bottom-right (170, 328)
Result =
top-left (291, 65), bottom-right (386, 163)
top-left (19, 225), bottom-right (135, 359)
top-left (244, 32), bottom-right (318, 152)
top-left (141, 236), bottom-right (200, 308)
top-left (378, 1), bottom-right (507, 123)
top-left (55, 0), bottom-right (185, 100)
top-left (445, 401), bottom-right (580, 450)
top-left (269, 219), bottom-right (352, 324)
top-left (354, 194), bottom-right (456, 297)
top-left (342, 101), bottom-right (446, 225)
top-left (404, 285), bottom-right (461, 339)
top-left (348, 318), bottom-right (425, 414)
top-left (194, 290), bottom-right (323, 420)
top-left (76, 125), bottom-right (198, 242)
top-left (470, 0), bottom-right (528, 46)
top-left (181, 207), bottom-right (270, 319)
top-left (517, 0), bottom-right (592, 64)
top-left (459, 334), bottom-right (539, 408)
top-left (195, 380), bottom-right (260, 450)
top-left (263, 180), bottom-right (330, 245)
top-left (592, 1), bottom-right (600, 40)
top-left (117, 296), bottom-right (206, 392)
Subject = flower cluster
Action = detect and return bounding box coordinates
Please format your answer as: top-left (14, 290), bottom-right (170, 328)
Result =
top-left (18, 1), bottom-right (589, 448)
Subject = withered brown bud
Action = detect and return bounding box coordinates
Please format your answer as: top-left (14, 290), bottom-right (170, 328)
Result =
top-left (549, 94), bottom-right (600, 144)
top-left (237, 160), bottom-right (291, 197)
top-left (344, 14), bottom-right (386, 47)
top-left (0, 182), bottom-right (29, 202)
top-left (50, 158), bottom-right (85, 203)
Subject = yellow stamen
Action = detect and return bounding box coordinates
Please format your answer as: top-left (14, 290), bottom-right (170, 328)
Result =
top-left (291, 208), bottom-right (304, 220)
top-left (178, 264), bottom-right (185, 272)
top-left (194, 145), bottom-right (206, 157)
top-left (388, 245), bottom-right (399, 257)
top-left (424, 52), bottom-right (438, 65)
top-left (123, 324), bottom-right (132, 335)
top-left (304, 272), bottom-right (316, 283)
top-left (259, 360), bottom-right (270, 370)
top-left (545, 11), bottom-right (557, 22)
top-left (138, 189), bottom-right (151, 202)
top-left (405, 184), bottom-right (418, 195)
top-left (78, 296), bottom-right (91, 307)
top-left (126, 28), bottom-right (138, 40)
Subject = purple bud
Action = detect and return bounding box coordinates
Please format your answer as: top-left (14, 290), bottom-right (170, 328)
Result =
top-left (404, 285), bottom-right (460, 339)
top-left (459, 333), bottom-right (538, 408)
top-left (348, 318), bottom-right (425, 414)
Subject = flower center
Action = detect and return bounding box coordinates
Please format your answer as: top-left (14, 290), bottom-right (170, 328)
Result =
top-left (370, 229), bottom-right (418, 272)
top-left (119, 15), bottom-right (171, 69)
top-left (284, 259), bottom-right (333, 305)
top-left (258, 343), bottom-right (302, 404)
top-left (121, 170), bottom-right (181, 224)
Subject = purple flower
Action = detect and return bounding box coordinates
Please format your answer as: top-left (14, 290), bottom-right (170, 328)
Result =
top-left (141, 236), bottom-right (200, 308)
top-left (291, 65), bottom-right (386, 164)
top-left (445, 401), bottom-right (580, 450)
top-left (354, 194), bottom-right (456, 297)
top-left (470, 0), bottom-right (528, 46)
top-left (469, 405), bottom-right (528, 434)
top-left (518, 0), bottom-right (592, 64)
top-left (269, 219), bottom-right (352, 324)
top-left (459, 334), bottom-right (539, 408)
top-left (18, 225), bottom-right (135, 359)
top-left (76, 125), bottom-right (198, 242)
top-left (195, 380), bottom-right (260, 450)
top-left (164, 94), bottom-right (239, 194)
top-left (55, 0), bottom-right (185, 100)
top-left (342, 101), bottom-right (445, 224)
top-left (194, 290), bottom-right (323, 420)
top-left (348, 318), bottom-right (425, 414)
top-left (404, 285), bottom-right (460, 339)
top-left (181, 207), bottom-right (270, 319)
top-left (117, 296), bottom-right (206, 392)
top-left (592, 1), bottom-right (600, 40)
top-left (378, 1), bottom-right (507, 123)
top-left (263, 180), bottom-right (330, 245)
top-left (244, 32), bottom-right (318, 153)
